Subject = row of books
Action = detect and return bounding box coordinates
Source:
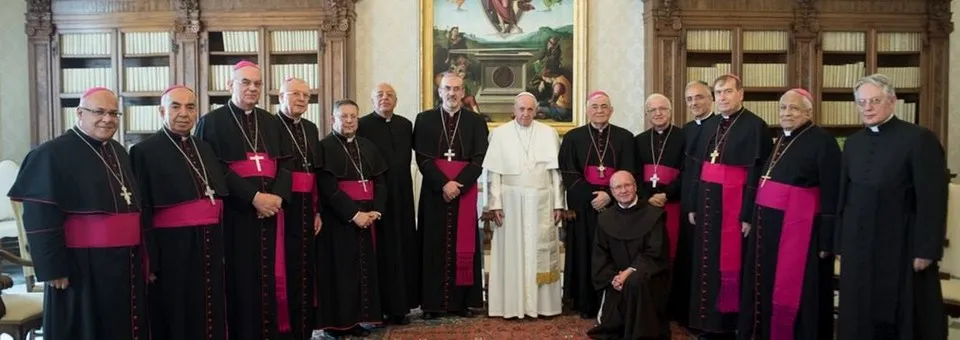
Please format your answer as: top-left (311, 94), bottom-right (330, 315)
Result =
top-left (124, 32), bottom-right (171, 55)
top-left (876, 32), bottom-right (922, 53)
top-left (686, 63), bottom-right (732, 85)
top-left (124, 66), bottom-right (171, 92)
top-left (742, 31), bottom-right (789, 52)
top-left (876, 67), bottom-right (921, 88)
top-left (62, 68), bottom-right (114, 93)
top-left (61, 33), bottom-right (112, 56)
top-left (686, 30), bottom-right (733, 51)
top-left (270, 30), bottom-right (319, 52)
top-left (822, 62), bottom-right (865, 88)
top-left (743, 101), bottom-right (781, 125)
top-left (269, 64), bottom-right (319, 90)
top-left (823, 32), bottom-right (867, 52)
top-left (741, 64), bottom-right (788, 87)
top-left (123, 105), bottom-right (163, 132)
top-left (819, 100), bottom-right (916, 125)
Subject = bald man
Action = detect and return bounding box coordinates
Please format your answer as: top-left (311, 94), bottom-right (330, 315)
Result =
top-left (357, 82), bottom-right (416, 324)
top-left (195, 60), bottom-right (295, 339)
top-left (483, 92), bottom-right (565, 319)
top-left (130, 85), bottom-right (230, 339)
top-left (737, 88), bottom-right (840, 340)
top-left (274, 77), bottom-right (322, 338)
top-left (7, 87), bottom-right (150, 339)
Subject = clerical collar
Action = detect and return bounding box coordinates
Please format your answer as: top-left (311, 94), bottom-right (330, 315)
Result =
top-left (720, 107), bottom-right (744, 120)
top-left (654, 125), bottom-right (670, 134)
top-left (228, 100), bottom-right (254, 116)
top-left (695, 112), bottom-right (714, 125)
top-left (590, 123), bottom-right (608, 133)
top-left (162, 126), bottom-right (190, 141)
top-left (617, 197), bottom-right (639, 209)
top-left (441, 106), bottom-right (461, 117)
top-left (375, 111), bottom-right (393, 122)
top-left (783, 120), bottom-right (813, 137)
top-left (279, 110), bottom-right (300, 124)
top-left (334, 131), bottom-right (355, 143)
top-left (73, 125), bottom-right (109, 145)
top-left (867, 114), bottom-right (896, 133)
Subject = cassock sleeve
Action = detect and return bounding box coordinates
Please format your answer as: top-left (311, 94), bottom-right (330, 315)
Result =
top-left (682, 157), bottom-right (702, 213)
top-left (371, 153), bottom-right (389, 214)
top-left (663, 137), bottom-right (685, 202)
top-left (22, 201), bottom-right (70, 281)
top-left (559, 134), bottom-right (595, 209)
top-left (129, 144), bottom-right (159, 276)
top-left (740, 122), bottom-right (773, 223)
top-left (196, 115), bottom-right (259, 208)
top-left (816, 136), bottom-right (843, 253)
top-left (591, 227), bottom-right (618, 290)
top-left (834, 146), bottom-right (851, 255)
top-left (453, 117), bottom-right (489, 186)
top-left (316, 145), bottom-right (361, 223)
top-left (413, 115), bottom-right (451, 191)
top-left (631, 212), bottom-right (669, 279)
top-left (269, 118), bottom-right (293, 202)
top-left (910, 130), bottom-right (949, 261)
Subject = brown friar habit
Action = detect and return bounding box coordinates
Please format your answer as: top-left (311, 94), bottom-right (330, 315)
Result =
top-left (836, 117), bottom-right (949, 340)
top-left (737, 122), bottom-right (840, 340)
top-left (413, 107), bottom-right (488, 315)
top-left (195, 100), bottom-right (294, 340)
top-left (131, 127), bottom-right (230, 340)
top-left (314, 132), bottom-right (388, 330)
top-left (587, 201), bottom-right (670, 340)
top-left (559, 123), bottom-right (637, 317)
top-left (683, 107), bottom-right (772, 333)
top-left (275, 111), bottom-right (322, 339)
top-left (7, 128), bottom-right (150, 340)
top-left (357, 111), bottom-right (417, 314)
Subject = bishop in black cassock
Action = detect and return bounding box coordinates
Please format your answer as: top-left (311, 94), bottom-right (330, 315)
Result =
top-left (738, 89), bottom-right (839, 340)
top-left (837, 75), bottom-right (949, 340)
top-left (7, 87), bottom-right (150, 340)
top-left (315, 99), bottom-right (387, 338)
top-left (274, 78), bottom-right (321, 339)
top-left (588, 171), bottom-right (670, 340)
top-left (414, 74), bottom-right (488, 319)
top-left (559, 91), bottom-right (636, 318)
top-left (357, 83), bottom-right (416, 324)
top-left (131, 86), bottom-right (229, 340)
top-left (684, 75), bottom-right (772, 335)
top-left (195, 61), bottom-right (293, 340)
top-left (677, 80), bottom-right (716, 327)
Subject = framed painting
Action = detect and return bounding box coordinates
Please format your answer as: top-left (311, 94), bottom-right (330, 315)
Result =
top-left (420, 0), bottom-right (587, 135)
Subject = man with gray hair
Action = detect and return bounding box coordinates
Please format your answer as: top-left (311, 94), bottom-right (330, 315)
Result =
top-left (483, 91), bottom-right (565, 319)
top-left (836, 73), bottom-right (948, 340)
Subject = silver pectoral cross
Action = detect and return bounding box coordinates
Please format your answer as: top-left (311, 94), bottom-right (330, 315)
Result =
top-left (444, 148), bottom-right (456, 162)
top-left (359, 179), bottom-right (369, 192)
top-left (249, 154), bottom-right (265, 172)
top-left (650, 173), bottom-right (660, 188)
top-left (120, 185), bottom-right (132, 205)
top-left (597, 164), bottom-right (606, 178)
top-left (205, 186), bottom-right (216, 205)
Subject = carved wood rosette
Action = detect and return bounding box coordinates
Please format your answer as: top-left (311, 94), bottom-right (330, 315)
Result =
top-left (925, 0), bottom-right (952, 145)
top-left (643, 0), bottom-right (684, 126)
top-left (174, 0), bottom-right (202, 89)
top-left (26, 0), bottom-right (54, 145)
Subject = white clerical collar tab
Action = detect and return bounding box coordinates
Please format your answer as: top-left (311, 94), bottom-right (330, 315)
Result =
top-left (869, 126), bottom-right (880, 133)
top-left (783, 129), bottom-right (793, 137)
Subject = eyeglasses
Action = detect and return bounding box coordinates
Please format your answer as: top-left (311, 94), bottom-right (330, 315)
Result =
top-left (856, 97), bottom-right (886, 107)
top-left (79, 107), bottom-right (122, 118)
top-left (283, 91), bottom-right (309, 99)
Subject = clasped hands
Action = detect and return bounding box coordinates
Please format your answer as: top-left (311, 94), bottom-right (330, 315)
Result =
top-left (443, 181), bottom-right (464, 202)
top-left (591, 191), bottom-right (611, 211)
top-left (647, 193), bottom-right (667, 208)
top-left (611, 268), bottom-right (636, 291)
top-left (491, 209), bottom-right (564, 227)
top-left (353, 211), bottom-right (382, 229)
top-left (253, 192), bottom-right (283, 219)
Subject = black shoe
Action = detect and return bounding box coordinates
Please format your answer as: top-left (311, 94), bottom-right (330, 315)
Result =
top-left (457, 309), bottom-right (474, 318)
top-left (348, 325), bottom-right (371, 337)
top-left (389, 315), bottom-right (411, 325)
top-left (422, 312), bottom-right (443, 320)
top-left (580, 312), bottom-right (595, 319)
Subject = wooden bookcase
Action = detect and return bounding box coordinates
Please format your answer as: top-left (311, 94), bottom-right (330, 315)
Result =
top-left (643, 0), bottom-right (952, 147)
top-left (25, 0), bottom-right (357, 148)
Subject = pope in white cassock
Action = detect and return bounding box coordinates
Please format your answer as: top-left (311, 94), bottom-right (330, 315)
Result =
top-left (483, 92), bottom-right (566, 319)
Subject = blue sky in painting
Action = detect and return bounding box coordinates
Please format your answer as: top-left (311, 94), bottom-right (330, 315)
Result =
top-left (433, 0), bottom-right (574, 42)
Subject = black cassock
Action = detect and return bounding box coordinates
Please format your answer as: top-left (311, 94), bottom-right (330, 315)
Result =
top-left (737, 122), bottom-right (839, 340)
top-left (559, 123), bottom-right (636, 316)
top-left (634, 125), bottom-right (687, 322)
top-left (413, 108), bottom-right (488, 314)
top-left (131, 127), bottom-right (230, 340)
top-left (836, 117), bottom-right (949, 340)
top-left (588, 201), bottom-right (671, 340)
top-left (357, 112), bottom-right (417, 314)
top-left (677, 113), bottom-right (716, 327)
top-left (7, 129), bottom-right (149, 340)
top-left (315, 132), bottom-right (388, 329)
top-left (275, 112), bottom-right (321, 339)
top-left (195, 100), bottom-right (294, 340)
top-left (684, 108), bottom-right (772, 332)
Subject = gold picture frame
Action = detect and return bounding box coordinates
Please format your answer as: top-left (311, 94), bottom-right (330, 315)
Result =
top-left (420, 0), bottom-right (588, 135)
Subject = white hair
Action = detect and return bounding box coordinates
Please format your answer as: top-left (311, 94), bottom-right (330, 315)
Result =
top-left (853, 73), bottom-right (897, 99)
top-left (783, 90), bottom-right (813, 110)
top-left (644, 93), bottom-right (672, 111)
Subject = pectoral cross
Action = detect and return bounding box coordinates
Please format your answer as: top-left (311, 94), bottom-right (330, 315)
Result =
top-left (760, 169), bottom-right (772, 187)
top-left (444, 148), bottom-right (456, 162)
top-left (597, 164), bottom-right (606, 178)
top-left (302, 162), bottom-right (312, 170)
top-left (120, 185), bottom-right (132, 205)
top-left (359, 179), bottom-right (369, 192)
top-left (650, 173), bottom-right (660, 188)
top-left (709, 149), bottom-right (720, 164)
top-left (249, 154), bottom-right (265, 172)
top-left (204, 186), bottom-right (216, 205)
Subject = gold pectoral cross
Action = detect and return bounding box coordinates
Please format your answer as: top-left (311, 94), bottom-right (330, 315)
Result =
top-left (597, 164), bottom-right (606, 178)
top-left (709, 149), bottom-right (720, 164)
top-left (760, 168), bottom-right (772, 187)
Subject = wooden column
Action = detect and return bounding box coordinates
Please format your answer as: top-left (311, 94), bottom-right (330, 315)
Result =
top-left (791, 0), bottom-right (819, 92)
top-left (642, 0), bottom-right (684, 126)
top-left (319, 0), bottom-right (357, 134)
top-left (25, 0), bottom-right (54, 146)
top-left (925, 0), bottom-right (952, 146)
top-left (174, 0), bottom-right (201, 90)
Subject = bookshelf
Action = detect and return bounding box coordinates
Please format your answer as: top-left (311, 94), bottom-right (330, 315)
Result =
top-left (25, 0), bottom-right (359, 147)
top-left (643, 0), bottom-right (951, 146)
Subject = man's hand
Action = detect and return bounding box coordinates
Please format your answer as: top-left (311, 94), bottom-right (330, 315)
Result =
top-left (253, 192), bottom-right (282, 218)
top-left (492, 209), bottom-right (504, 227)
top-left (688, 212), bottom-right (696, 225)
top-left (443, 181), bottom-right (463, 202)
top-left (650, 193), bottom-right (667, 207)
top-left (741, 222), bottom-right (751, 237)
top-left (314, 214), bottom-right (322, 235)
top-left (552, 209), bottom-right (564, 225)
top-left (819, 251), bottom-right (830, 259)
top-left (48, 277), bottom-right (69, 290)
top-left (149, 274), bottom-right (157, 283)
top-left (913, 258), bottom-right (933, 272)
top-left (353, 212), bottom-right (374, 229)
top-left (591, 191), bottom-right (611, 211)
top-left (611, 268), bottom-right (635, 291)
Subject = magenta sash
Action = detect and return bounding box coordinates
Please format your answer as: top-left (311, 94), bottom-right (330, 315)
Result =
top-left (699, 162), bottom-right (747, 313)
top-left (153, 199), bottom-right (223, 228)
top-left (755, 180), bottom-right (820, 340)
top-left (584, 165), bottom-right (613, 186)
top-left (434, 160), bottom-right (478, 286)
top-left (228, 152), bottom-right (289, 331)
top-left (64, 212), bottom-right (141, 248)
top-left (643, 164), bottom-right (681, 263)
top-left (227, 152), bottom-right (277, 178)
top-left (338, 180), bottom-right (377, 247)
top-left (292, 171), bottom-right (319, 212)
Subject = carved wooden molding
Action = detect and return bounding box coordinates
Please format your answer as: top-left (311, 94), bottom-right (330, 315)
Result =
top-left (646, 0), bottom-right (682, 33)
top-left (174, 0), bottom-right (201, 41)
top-left (791, 0), bottom-right (819, 37)
top-left (25, 0), bottom-right (53, 39)
top-left (927, 0), bottom-right (953, 38)
top-left (321, 0), bottom-right (358, 36)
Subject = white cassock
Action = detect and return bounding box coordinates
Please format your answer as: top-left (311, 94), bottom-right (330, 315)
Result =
top-left (482, 119), bottom-right (565, 318)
